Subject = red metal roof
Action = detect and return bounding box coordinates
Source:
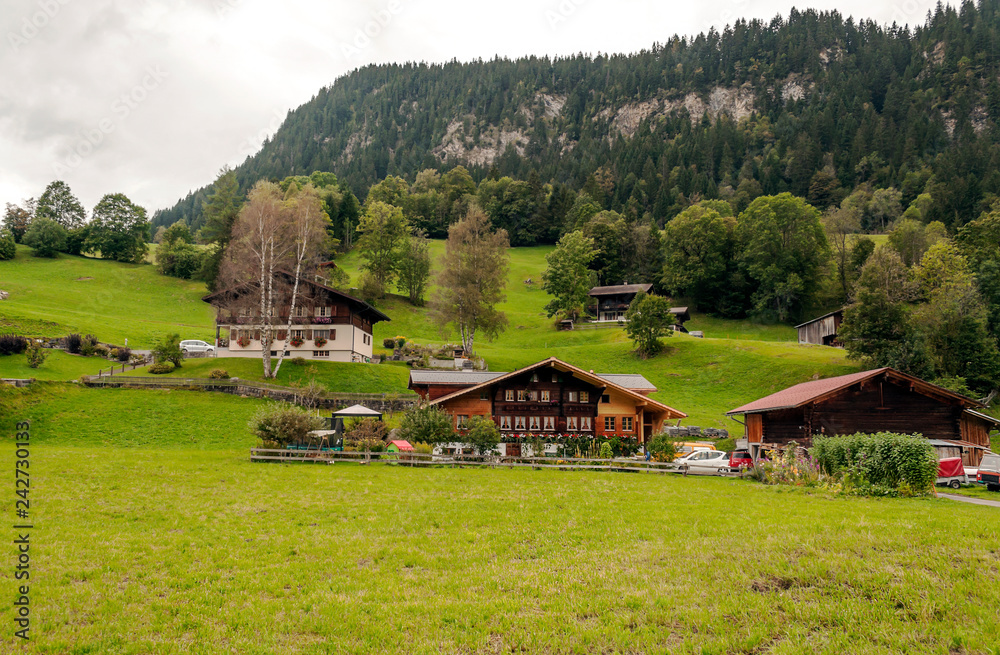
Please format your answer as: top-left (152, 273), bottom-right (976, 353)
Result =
top-left (389, 440), bottom-right (414, 451)
top-left (727, 367), bottom-right (984, 415)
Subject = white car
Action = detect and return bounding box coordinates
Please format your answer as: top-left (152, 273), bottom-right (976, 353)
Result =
top-left (180, 339), bottom-right (215, 354)
top-left (672, 449), bottom-right (730, 475)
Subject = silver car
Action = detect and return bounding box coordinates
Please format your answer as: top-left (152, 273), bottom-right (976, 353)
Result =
top-left (180, 339), bottom-right (215, 354)
top-left (674, 449), bottom-right (730, 475)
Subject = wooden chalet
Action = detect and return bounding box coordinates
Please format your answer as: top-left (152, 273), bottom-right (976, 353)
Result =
top-left (202, 272), bottom-right (390, 363)
top-left (589, 284), bottom-right (652, 322)
top-left (409, 370), bottom-right (658, 401)
top-left (796, 309), bottom-right (843, 346)
top-left (727, 367), bottom-right (999, 465)
top-left (427, 357), bottom-right (686, 450)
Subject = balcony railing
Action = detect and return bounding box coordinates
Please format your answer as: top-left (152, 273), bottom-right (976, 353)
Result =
top-left (217, 315), bottom-right (350, 326)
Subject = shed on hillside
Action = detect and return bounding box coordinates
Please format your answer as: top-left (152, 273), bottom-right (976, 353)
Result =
top-left (727, 367), bottom-right (999, 466)
top-left (796, 309), bottom-right (844, 346)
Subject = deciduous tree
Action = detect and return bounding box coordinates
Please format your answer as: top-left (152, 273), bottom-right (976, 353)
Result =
top-left (396, 229), bottom-right (432, 306)
top-left (624, 290), bottom-right (675, 358)
top-left (3, 199), bottom-right (34, 243)
top-left (542, 230), bottom-right (597, 320)
top-left (36, 181), bottom-right (85, 229)
top-left (21, 217), bottom-right (68, 257)
top-left (356, 200), bottom-right (409, 299)
top-left (86, 193), bottom-right (149, 263)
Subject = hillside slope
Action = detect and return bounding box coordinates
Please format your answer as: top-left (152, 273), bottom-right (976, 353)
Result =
top-left (158, 3), bottom-right (1000, 234)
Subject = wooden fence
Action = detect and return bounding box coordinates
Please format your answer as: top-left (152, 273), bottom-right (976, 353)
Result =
top-left (249, 449), bottom-right (681, 474)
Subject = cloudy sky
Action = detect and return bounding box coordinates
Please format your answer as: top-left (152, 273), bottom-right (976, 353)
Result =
top-left (0, 0), bottom-right (940, 215)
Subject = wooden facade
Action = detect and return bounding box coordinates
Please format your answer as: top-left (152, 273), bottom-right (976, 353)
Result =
top-left (429, 358), bottom-right (686, 444)
top-left (795, 310), bottom-right (843, 347)
top-left (203, 272), bottom-right (389, 363)
top-left (728, 368), bottom-right (998, 466)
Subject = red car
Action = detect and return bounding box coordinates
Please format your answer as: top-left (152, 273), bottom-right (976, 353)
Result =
top-left (729, 450), bottom-right (754, 471)
top-left (977, 452), bottom-right (1000, 492)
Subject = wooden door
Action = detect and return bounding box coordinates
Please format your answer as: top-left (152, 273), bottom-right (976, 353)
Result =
top-left (506, 442), bottom-right (521, 457)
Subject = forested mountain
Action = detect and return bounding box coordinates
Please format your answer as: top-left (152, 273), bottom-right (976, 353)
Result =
top-left (156, 1), bottom-right (1000, 234)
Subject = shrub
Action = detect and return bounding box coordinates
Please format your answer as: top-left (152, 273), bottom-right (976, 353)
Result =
top-left (65, 333), bottom-right (82, 354)
top-left (208, 368), bottom-right (230, 379)
top-left (465, 416), bottom-right (500, 456)
top-left (79, 334), bottom-right (99, 357)
top-left (598, 442), bottom-right (614, 459)
top-left (383, 338), bottom-right (397, 349)
top-left (109, 348), bottom-right (121, 360)
top-left (249, 405), bottom-right (321, 447)
top-left (0, 334), bottom-right (28, 356)
top-left (148, 362), bottom-right (174, 374)
top-left (412, 442), bottom-right (433, 454)
top-left (128, 353), bottom-right (146, 365)
top-left (290, 357), bottom-right (308, 366)
top-left (395, 336), bottom-right (406, 349)
top-left (399, 404), bottom-right (455, 445)
top-left (93, 344), bottom-right (110, 358)
top-left (811, 432), bottom-right (938, 493)
top-left (152, 333), bottom-right (183, 368)
top-left (22, 217), bottom-right (68, 257)
top-left (25, 341), bottom-right (47, 369)
top-left (115, 347), bottom-right (131, 362)
top-left (0, 230), bottom-right (15, 260)
top-left (345, 418), bottom-right (389, 460)
top-left (648, 433), bottom-right (679, 462)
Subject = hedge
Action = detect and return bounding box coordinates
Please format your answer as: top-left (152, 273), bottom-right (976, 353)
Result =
top-left (811, 432), bottom-right (939, 492)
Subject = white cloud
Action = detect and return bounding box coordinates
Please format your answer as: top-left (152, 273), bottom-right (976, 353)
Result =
top-left (0, 0), bottom-right (940, 214)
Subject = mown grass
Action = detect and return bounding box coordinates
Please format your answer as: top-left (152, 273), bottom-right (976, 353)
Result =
top-left (0, 245), bottom-right (214, 347)
top-left (117, 356), bottom-right (413, 395)
top-left (0, 350), bottom-right (107, 381)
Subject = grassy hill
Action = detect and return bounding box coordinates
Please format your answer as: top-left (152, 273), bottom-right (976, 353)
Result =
top-left (0, 241), bottom-right (859, 425)
top-left (0, 245), bottom-right (215, 348)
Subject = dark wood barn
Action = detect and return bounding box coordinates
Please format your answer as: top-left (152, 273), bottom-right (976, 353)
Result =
top-left (795, 309), bottom-right (843, 346)
top-left (727, 368), bottom-right (998, 466)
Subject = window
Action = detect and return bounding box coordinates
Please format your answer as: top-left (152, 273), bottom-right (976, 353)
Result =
top-left (529, 416), bottom-right (540, 431)
top-left (529, 391), bottom-right (538, 401)
top-left (531, 373), bottom-right (539, 382)
top-left (313, 351), bottom-right (329, 357)
top-left (551, 373), bottom-right (558, 383)
top-left (540, 390), bottom-right (550, 402)
top-left (480, 389), bottom-right (490, 400)
top-left (543, 416), bottom-right (555, 431)
top-left (505, 390), bottom-right (515, 402)
top-left (291, 329), bottom-right (303, 339)
top-left (517, 390), bottom-right (528, 401)
top-left (568, 391), bottom-right (578, 402)
top-left (580, 417), bottom-right (592, 431)
top-left (580, 391), bottom-right (589, 403)
top-left (314, 329), bottom-right (330, 340)
top-left (515, 416), bottom-right (526, 430)
top-left (457, 415), bottom-right (469, 428)
top-left (604, 416), bottom-right (616, 432)
top-left (316, 306), bottom-right (330, 317)
top-left (601, 394), bottom-right (610, 403)
top-left (499, 416), bottom-right (512, 430)
top-left (622, 416), bottom-right (633, 432)
top-left (567, 416), bottom-right (578, 431)
top-left (293, 306), bottom-right (305, 317)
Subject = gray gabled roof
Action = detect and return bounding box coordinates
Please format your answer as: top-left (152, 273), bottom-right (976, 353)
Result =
top-left (408, 369), bottom-right (656, 391)
top-left (588, 284), bottom-right (653, 297)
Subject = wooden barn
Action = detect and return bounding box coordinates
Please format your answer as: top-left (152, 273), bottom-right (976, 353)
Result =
top-left (426, 357), bottom-right (685, 448)
top-left (795, 309), bottom-right (843, 346)
top-left (727, 367), bottom-right (998, 466)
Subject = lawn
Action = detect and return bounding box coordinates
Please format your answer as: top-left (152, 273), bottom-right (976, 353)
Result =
top-left (0, 350), bottom-right (107, 381)
top-left (0, 245), bottom-right (215, 348)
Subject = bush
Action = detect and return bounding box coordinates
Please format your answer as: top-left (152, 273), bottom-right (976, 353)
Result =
top-left (249, 405), bottom-right (321, 447)
top-left (811, 432), bottom-right (938, 493)
top-left (383, 338), bottom-right (397, 349)
top-left (93, 344), bottom-right (110, 358)
top-left (115, 347), bottom-right (131, 362)
top-left (0, 334), bottom-right (28, 356)
top-left (0, 230), bottom-right (15, 260)
top-left (129, 353), bottom-right (146, 365)
top-left (399, 404), bottom-right (455, 445)
top-left (152, 333), bottom-right (183, 368)
top-left (290, 357), bottom-right (308, 366)
top-left (395, 336), bottom-right (406, 349)
top-left (25, 341), bottom-right (47, 369)
top-left (648, 433), bottom-right (679, 462)
top-left (148, 362), bottom-right (174, 374)
top-left (208, 368), bottom-right (230, 379)
top-left (598, 442), bottom-right (614, 459)
top-left (65, 333), bottom-right (82, 354)
top-left (79, 334), bottom-right (99, 357)
top-left (465, 416), bottom-right (499, 456)
top-left (22, 217), bottom-right (69, 257)
top-left (345, 418), bottom-right (389, 457)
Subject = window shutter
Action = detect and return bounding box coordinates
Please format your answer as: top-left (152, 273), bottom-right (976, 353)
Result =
top-left (305, 329), bottom-right (313, 340)
top-left (277, 330), bottom-right (287, 341)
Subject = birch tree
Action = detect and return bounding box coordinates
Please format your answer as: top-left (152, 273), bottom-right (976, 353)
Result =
top-left (434, 208), bottom-right (510, 355)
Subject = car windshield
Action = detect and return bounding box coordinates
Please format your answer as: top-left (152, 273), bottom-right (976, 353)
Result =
top-left (981, 454), bottom-right (1000, 469)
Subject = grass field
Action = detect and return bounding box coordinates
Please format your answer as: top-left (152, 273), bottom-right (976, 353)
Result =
top-left (0, 245), bottom-right (215, 348)
top-left (1, 383), bottom-right (998, 654)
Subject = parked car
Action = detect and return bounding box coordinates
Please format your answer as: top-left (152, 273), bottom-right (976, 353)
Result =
top-left (671, 442), bottom-right (717, 460)
top-left (672, 449), bottom-right (730, 475)
top-left (976, 452), bottom-right (1000, 491)
top-left (727, 450), bottom-right (754, 471)
top-left (180, 339), bottom-right (215, 354)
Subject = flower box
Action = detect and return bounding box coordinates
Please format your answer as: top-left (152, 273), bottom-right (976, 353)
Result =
top-left (313, 338), bottom-right (327, 348)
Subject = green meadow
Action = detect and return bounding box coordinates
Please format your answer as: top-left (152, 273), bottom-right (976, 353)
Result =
top-left (1, 383), bottom-right (998, 654)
